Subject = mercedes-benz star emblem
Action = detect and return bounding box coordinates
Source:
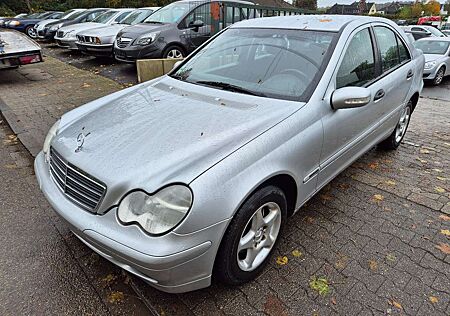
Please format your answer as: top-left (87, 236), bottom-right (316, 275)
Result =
top-left (75, 127), bottom-right (91, 153)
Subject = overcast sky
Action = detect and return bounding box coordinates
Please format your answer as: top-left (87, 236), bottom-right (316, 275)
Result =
top-left (316, 0), bottom-right (446, 8)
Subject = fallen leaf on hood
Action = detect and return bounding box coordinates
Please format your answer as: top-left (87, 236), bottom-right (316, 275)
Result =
top-left (429, 296), bottom-right (438, 304)
top-left (292, 249), bottom-right (302, 258)
top-left (435, 187), bottom-right (446, 193)
top-left (435, 243), bottom-right (450, 255)
top-left (440, 229), bottom-right (450, 237)
top-left (107, 291), bottom-right (124, 304)
top-left (373, 194), bottom-right (384, 202)
top-left (276, 256), bottom-right (288, 265)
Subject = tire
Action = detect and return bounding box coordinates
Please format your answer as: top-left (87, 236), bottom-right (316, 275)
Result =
top-left (26, 26), bottom-right (36, 38)
top-left (432, 67), bottom-right (445, 86)
top-left (214, 185), bottom-right (287, 285)
top-left (162, 45), bottom-right (185, 59)
top-left (378, 101), bottom-right (412, 150)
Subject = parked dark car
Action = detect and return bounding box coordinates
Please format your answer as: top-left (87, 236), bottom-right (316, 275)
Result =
top-left (5, 11), bottom-right (63, 37)
top-left (0, 12), bottom-right (39, 28)
top-left (113, 0), bottom-right (256, 62)
top-left (42, 8), bottom-right (107, 41)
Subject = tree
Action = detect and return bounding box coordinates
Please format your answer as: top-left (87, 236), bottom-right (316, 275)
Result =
top-left (423, 0), bottom-right (441, 15)
top-left (294, 0), bottom-right (317, 11)
top-left (410, 2), bottom-right (423, 17)
top-left (359, 0), bottom-right (367, 15)
top-left (24, 0), bottom-right (32, 13)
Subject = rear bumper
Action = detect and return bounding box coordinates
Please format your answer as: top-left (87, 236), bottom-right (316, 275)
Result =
top-left (0, 51), bottom-right (42, 69)
top-left (34, 151), bottom-right (228, 293)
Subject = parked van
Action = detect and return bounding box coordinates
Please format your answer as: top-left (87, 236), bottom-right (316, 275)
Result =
top-left (113, 0), bottom-right (309, 62)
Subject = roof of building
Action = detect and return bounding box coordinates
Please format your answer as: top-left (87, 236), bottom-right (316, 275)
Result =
top-left (252, 0), bottom-right (294, 8)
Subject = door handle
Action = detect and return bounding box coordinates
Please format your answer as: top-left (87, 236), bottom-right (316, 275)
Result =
top-left (407, 70), bottom-right (414, 79)
top-left (374, 89), bottom-right (385, 101)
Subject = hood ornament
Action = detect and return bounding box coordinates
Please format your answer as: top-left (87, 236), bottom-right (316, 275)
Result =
top-left (75, 127), bottom-right (91, 153)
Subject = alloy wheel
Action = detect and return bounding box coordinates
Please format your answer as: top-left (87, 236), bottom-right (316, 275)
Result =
top-left (237, 202), bottom-right (281, 272)
top-left (27, 27), bottom-right (36, 38)
top-left (166, 49), bottom-right (183, 59)
top-left (434, 68), bottom-right (444, 85)
top-left (395, 106), bottom-right (411, 143)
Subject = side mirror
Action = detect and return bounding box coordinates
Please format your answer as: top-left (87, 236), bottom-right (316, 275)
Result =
top-left (189, 20), bottom-right (204, 31)
top-left (331, 87), bottom-right (371, 110)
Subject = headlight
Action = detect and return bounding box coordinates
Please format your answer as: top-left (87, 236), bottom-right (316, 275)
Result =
top-left (50, 23), bottom-right (63, 31)
top-left (64, 30), bottom-right (74, 38)
top-left (118, 185), bottom-right (193, 235)
top-left (424, 61), bottom-right (436, 69)
top-left (43, 119), bottom-right (60, 162)
top-left (134, 32), bottom-right (159, 46)
top-left (9, 20), bottom-right (20, 26)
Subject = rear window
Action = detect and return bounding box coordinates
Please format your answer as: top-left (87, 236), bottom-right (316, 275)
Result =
top-left (414, 40), bottom-right (450, 55)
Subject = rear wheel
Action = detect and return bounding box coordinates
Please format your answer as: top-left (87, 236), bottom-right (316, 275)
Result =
top-left (378, 102), bottom-right (412, 150)
top-left (432, 67), bottom-right (445, 86)
top-left (162, 46), bottom-right (185, 59)
top-left (214, 186), bottom-right (287, 285)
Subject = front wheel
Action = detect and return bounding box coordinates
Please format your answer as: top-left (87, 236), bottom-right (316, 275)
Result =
top-left (378, 102), bottom-right (412, 150)
top-left (214, 186), bottom-right (287, 285)
top-left (432, 67), bottom-right (445, 86)
top-left (26, 26), bottom-right (36, 38)
top-left (162, 46), bottom-right (185, 59)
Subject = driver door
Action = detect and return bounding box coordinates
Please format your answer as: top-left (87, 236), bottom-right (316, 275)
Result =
top-left (182, 3), bottom-right (212, 51)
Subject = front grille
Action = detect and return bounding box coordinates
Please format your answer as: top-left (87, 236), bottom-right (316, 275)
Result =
top-left (57, 30), bottom-right (64, 38)
top-left (49, 148), bottom-right (106, 213)
top-left (77, 35), bottom-right (98, 44)
top-left (116, 37), bottom-right (131, 48)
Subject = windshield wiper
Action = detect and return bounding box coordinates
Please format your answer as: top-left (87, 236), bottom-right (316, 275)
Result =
top-left (145, 21), bottom-right (164, 24)
top-left (194, 80), bottom-right (265, 97)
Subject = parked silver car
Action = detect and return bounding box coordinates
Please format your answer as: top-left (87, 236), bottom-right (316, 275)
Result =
top-left (35, 15), bottom-right (424, 293)
top-left (54, 8), bottom-right (133, 49)
top-left (34, 9), bottom-right (85, 39)
top-left (75, 7), bottom-right (159, 57)
top-left (414, 37), bottom-right (450, 85)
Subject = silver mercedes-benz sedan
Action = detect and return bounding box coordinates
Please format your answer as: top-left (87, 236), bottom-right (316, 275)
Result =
top-left (414, 37), bottom-right (450, 85)
top-left (35, 15), bottom-right (424, 293)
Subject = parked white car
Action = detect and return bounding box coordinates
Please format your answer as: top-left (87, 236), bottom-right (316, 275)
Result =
top-left (34, 9), bottom-right (85, 39)
top-left (54, 8), bottom-right (134, 49)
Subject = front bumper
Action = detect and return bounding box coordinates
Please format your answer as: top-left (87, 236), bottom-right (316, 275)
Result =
top-left (423, 66), bottom-right (440, 80)
top-left (55, 37), bottom-right (78, 49)
top-left (77, 42), bottom-right (113, 57)
top-left (34, 151), bottom-right (228, 293)
top-left (113, 41), bottom-right (164, 63)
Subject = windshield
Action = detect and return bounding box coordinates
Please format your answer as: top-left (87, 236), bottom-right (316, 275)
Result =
top-left (427, 27), bottom-right (446, 37)
top-left (415, 40), bottom-right (450, 54)
top-left (60, 9), bottom-right (77, 19)
top-left (93, 11), bottom-right (117, 23)
top-left (70, 10), bottom-right (89, 20)
top-left (120, 9), bottom-right (154, 25)
top-left (172, 28), bottom-right (336, 102)
top-left (145, 2), bottom-right (190, 23)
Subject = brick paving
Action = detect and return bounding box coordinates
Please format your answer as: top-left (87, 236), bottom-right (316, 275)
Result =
top-left (0, 58), bottom-right (449, 315)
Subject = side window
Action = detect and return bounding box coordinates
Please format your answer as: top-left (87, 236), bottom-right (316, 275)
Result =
top-left (397, 36), bottom-right (411, 63)
top-left (336, 28), bottom-right (376, 89)
top-left (183, 4), bottom-right (211, 28)
top-left (374, 26), bottom-right (400, 72)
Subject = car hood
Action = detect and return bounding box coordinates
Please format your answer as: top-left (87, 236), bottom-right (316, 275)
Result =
top-left (118, 22), bottom-right (172, 38)
top-left (77, 24), bottom-right (125, 38)
top-left (59, 22), bottom-right (104, 35)
top-left (424, 54), bottom-right (445, 63)
top-left (53, 76), bottom-right (301, 205)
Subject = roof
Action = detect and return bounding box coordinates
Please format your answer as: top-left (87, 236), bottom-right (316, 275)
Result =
top-left (232, 14), bottom-right (377, 31)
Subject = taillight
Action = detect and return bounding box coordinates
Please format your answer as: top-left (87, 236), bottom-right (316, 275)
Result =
top-left (19, 54), bottom-right (42, 65)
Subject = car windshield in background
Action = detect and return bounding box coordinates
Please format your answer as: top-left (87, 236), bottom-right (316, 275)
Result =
top-left (68, 10), bottom-right (88, 20)
top-left (120, 9), bottom-right (153, 25)
top-left (144, 2), bottom-right (190, 23)
top-left (93, 11), bottom-right (116, 23)
top-left (171, 28), bottom-right (336, 102)
top-left (415, 40), bottom-right (450, 54)
top-left (427, 27), bottom-right (446, 37)
top-left (59, 9), bottom-right (77, 19)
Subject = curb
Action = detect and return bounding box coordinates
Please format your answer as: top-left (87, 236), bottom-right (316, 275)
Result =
top-left (0, 97), bottom-right (42, 157)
